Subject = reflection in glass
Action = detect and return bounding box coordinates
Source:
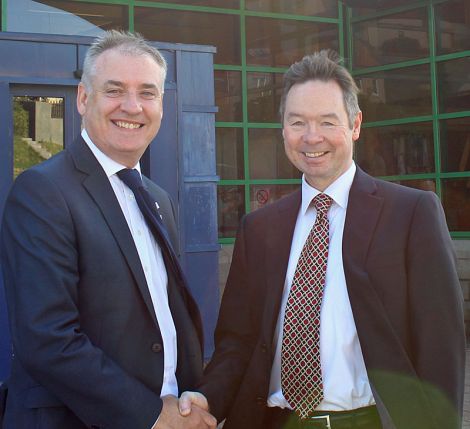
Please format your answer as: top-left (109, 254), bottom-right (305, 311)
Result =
top-left (437, 57), bottom-right (470, 114)
top-left (391, 179), bottom-right (436, 193)
top-left (7, 0), bottom-right (127, 35)
top-left (135, 7), bottom-right (240, 65)
top-left (215, 70), bottom-right (242, 122)
top-left (13, 96), bottom-right (64, 178)
top-left (218, 185), bottom-right (245, 238)
top-left (138, 0), bottom-right (238, 8)
top-left (246, 17), bottom-right (338, 68)
top-left (250, 184), bottom-right (298, 212)
top-left (442, 178), bottom-right (470, 231)
top-left (440, 117), bottom-right (470, 173)
top-left (247, 72), bottom-right (283, 123)
top-left (353, 8), bottom-right (428, 68)
top-left (435, 0), bottom-right (470, 55)
top-left (245, 0), bottom-right (337, 17)
top-left (249, 128), bottom-right (301, 180)
top-left (216, 128), bottom-right (244, 180)
top-left (356, 65), bottom-right (432, 122)
top-left (356, 123), bottom-right (434, 177)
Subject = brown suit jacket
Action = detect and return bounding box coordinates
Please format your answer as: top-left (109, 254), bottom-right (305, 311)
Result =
top-left (199, 167), bottom-right (465, 429)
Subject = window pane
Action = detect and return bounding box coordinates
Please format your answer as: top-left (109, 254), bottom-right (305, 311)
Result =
top-left (246, 17), bottom-right (339, 68)
top-left (218, 185), bottom-right (245, 238)
top-left (437, 57), bottom-right (470, 114)
top-left (250, 184), bottom-right (298, 212)
top-left (7, 1), bottom-right (127, 36)
top-left (13, 96), bottom-right (64, 178)
top-left (435, 0), bottom-right (470, 55)
top-left (249, 128), bottom-right (301, 180)
top-left (442, 178), bottom-right (470, 231)
top-left (440, 117), bottom-right (470, 173)
top-left (247, 72), bottom-right (283, 123)
top-left (135, 7), bottom-right (240, 65)
top-left (391, 179), bottom-right (436, 193)
top-left (216, 128), bottom-right (244, 180)
top-left (356, 123), bottom-right (434, 177)
top-left (138, 0), bottom-right (239, 8)
top-left (356, 65), bottom-right (432, 122)
top-left (353, 8), bottom-right (428, 68)
top-left (215, 70), bottom-right (242, 122)
top-left (245, 0), bottom-right (338, 17)
top-left (351, 0), bottom-right (409, 17)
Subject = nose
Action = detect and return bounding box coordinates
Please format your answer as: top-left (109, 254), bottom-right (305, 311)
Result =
top-left (121, 91), bottom-right (142, 114)
top-left (302, 123), bottom-right (324, 144)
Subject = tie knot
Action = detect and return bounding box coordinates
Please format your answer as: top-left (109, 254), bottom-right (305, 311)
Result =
top-left (117, 168), bottom-right (143, 193)
top-left (313, 193), bottom-right (333, 218)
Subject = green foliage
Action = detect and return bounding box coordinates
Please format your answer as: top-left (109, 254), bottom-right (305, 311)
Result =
top-left (13, 101), bottom-right (29, 138)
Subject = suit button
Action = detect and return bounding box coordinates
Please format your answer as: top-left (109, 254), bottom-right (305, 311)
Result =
top-left (151, 343), bottom-right (162, 353)
top-left (261, 343), bottom-right (268, 353)
top-left (256, 397), bottom-right (266, 405)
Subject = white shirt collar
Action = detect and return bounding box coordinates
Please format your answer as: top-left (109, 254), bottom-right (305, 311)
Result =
top-left (81, 129), bottom-right (141, 178)
top-left (300, 162), bottom-right (356, 215)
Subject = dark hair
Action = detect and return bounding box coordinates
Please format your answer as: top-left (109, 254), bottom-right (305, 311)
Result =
top-left (82, 30), bottom-right (167, 92)
top-left (279, 50), bottom-right (360, 128)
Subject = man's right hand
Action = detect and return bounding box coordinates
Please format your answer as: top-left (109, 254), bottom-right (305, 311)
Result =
top-left (153, 395), bottom-right (216, 429)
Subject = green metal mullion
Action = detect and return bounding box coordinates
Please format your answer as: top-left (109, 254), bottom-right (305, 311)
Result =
top-left (243, 10), bottom-right (338, 23)
top-left (239, 1), bottom-right (251, 215)
top-left (245, 65), bottom-right (287, 73)
top-left (219, 237), bottom-right (236, 245)
top-left (249, 179), bottom-right (301, 185)
top-left (219, 180), bottom-right (246, 185)
top-left (247, 122), bottom-right (281, 129)
top-left (214, 64), bottom-right (243, 71)
top-left (338, 0), bottom-right (344, 59)
top-left (128, 2), bottom-right (134, 32)
top-left (428, 2), bottom-right (442, 197)
top-left (350, 0), bottom-right (430, 23)
top-left (435, 50), bottom-right (470, 63)
top-left (451, 232), bottom-right (470, 239)
top-left (352, 58), bottom-right (430, 76)
top-left (362, 115), bottom-right (434, 128)
top-left (438, 111), bottom-right (470, 120)
top-left (345, 4), bottom-right (354, 71)
top-left (215, 122), bottom-right (244, 128)
top-left (133, 1), bottom-right (239, 15)
top-left (440, 171), bottom-right (470, 179)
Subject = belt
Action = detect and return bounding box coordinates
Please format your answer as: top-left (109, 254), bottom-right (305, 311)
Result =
top-left (263, 405), bottom-right (382, 429)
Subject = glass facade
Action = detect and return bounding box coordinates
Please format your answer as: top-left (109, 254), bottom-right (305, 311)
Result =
top-left (2, 0), bottom-right (469, 240)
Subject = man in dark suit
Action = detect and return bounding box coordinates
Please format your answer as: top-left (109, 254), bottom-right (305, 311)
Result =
top-left (180, 51), bottom-right (465, 429)
top-left (0, 30), bottom-right (216, 429)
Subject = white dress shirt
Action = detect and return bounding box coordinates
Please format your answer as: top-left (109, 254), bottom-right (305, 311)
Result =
top-left (268, 162), bottom-right (375, 411)
top-left (82, 129), bottom-right (178, 398)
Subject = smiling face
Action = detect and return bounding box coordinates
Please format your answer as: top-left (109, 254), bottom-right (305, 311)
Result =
top-left (77, 48), bottom-right (165, 167)
top-left (282, 79), bottom-right (362, 191)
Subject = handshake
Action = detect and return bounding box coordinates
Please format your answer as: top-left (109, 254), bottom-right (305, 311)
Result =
top-left (154, 391), bottom-right (217, 429)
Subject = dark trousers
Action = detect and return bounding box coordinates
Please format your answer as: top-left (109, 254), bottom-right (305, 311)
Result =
top-left (263, 405), bottom-right (383, 429)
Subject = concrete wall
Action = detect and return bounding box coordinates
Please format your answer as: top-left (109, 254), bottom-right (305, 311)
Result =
top-left (35, 101), bottom-right (63, 145)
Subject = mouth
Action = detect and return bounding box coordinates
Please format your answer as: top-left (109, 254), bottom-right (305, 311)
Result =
top-left (304, 151), bottom-right (328, 158)
top-left (113, 120), bottom-right (143, 130)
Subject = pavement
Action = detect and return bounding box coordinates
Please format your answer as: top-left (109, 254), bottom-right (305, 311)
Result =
top-left (464, 348), bottom-right (470, 428)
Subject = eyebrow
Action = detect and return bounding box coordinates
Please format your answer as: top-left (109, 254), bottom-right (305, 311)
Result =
top-left (103, 80), bottom-right (159, 91)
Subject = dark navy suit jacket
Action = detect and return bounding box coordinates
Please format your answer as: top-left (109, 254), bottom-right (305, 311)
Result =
top-left (199, 167), bottom-right (465, 429)
top-left (0, 137), bottom-right (203, 429)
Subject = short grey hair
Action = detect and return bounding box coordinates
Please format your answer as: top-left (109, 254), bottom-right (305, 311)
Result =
top-left (81, 30), bottom-right (167, 91)
top-left (279, 50), bottom-right (360, 129)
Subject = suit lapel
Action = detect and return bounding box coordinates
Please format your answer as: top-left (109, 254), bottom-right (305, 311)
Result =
top-left (263, 190), bottom-right (301, 337)
top-left (67, 137), bottom-right (158, 325)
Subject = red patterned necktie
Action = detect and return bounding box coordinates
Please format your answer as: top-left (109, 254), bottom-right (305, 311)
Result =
top-left (281, 193), bottom-right (333, 419)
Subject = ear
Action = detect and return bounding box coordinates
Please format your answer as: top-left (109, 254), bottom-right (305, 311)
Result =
top-left (352, 111), bottom-right (362, 141)
top-left (76, 83), bottom-right (88, 116)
